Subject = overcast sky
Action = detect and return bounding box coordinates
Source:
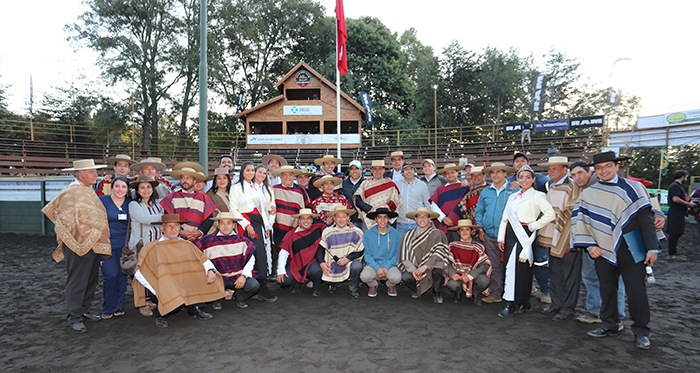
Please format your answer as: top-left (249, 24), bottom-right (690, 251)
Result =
top-left (1, 0), bottom-right (698, 118)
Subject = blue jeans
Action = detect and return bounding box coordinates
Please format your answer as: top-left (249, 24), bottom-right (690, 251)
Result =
top-left (582, 252), bottom-right (626, 319)
top-left (397, 222), bottom-right (417, 238)
top-left (533, 245), bottom-right (550, 294)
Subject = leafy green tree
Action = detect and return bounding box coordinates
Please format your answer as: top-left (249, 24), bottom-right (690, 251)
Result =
top-left (92, 96), bottom-right (131, 144)
top-left (438, 41), bottom-right (481, 141)
top-left (400, 28), bottom-right (439, 134)
top-left (39, 84), bottom-right (98, 142)
top-left (67, 0), bottom-right (184, 153)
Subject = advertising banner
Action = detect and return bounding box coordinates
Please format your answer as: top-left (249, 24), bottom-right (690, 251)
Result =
top-left (283, 105), bottom-right (323, 115)
top-left (534, 118), bottom-right (568, 131)
top-left (247, 134), bottom-right (361, 145)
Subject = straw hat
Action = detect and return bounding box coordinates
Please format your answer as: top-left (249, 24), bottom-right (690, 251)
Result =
top-left (448, 219), bottom-right (483, 231)
top-left (313, 175), bottom-right (342, 188)
top-left (314, 154), bottom-right (342, 166)
top-left (366, 207), bottom-right (398, 220)
top-left (538, 156), bottom-right (571, 167)
top-left (470, 166), bottom-right (485, 174)
top-left (105, 154), bottom-right (136, 166)
top-left (406, 207), bottom-right (440, 219)
top-left (262, 154), bottom-right (288, 166)
top-left (151, 214), bottom-right (189, 225)
top-left (436, 163), bottom-right (465, 175)
top-left (211, 212), bottom-right (242, 221)
top-left (195, 171), bottom-right (212, 182)
top-left (62, 159), bottom-right (108, 171)
top-left (129, 175), bottom-right (159, 189)
top-left (482, 162), bottom-right (515, 174)
top-left (130, 158), bottom-right (166, 171)
top-left (291, 208), bottom-right (320, 218)
top-left (271, 165), bottom-right (303, 177)
top-left (173, 161), bottom-right (204, 173)
top-left (170, 167), bottom-right (207, 182)
top-left (371, 160), bottom-right (388, 168)
top-left (326, 205), bottom-right (356, 218)
top-left (387, 150), bottom-right (409, 159)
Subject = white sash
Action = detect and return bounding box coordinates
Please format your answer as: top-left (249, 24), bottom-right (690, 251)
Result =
top-left (506, 207), bottom-right (536, 266)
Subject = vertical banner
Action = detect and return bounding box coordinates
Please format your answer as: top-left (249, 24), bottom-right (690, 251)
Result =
top-left (335, 0), bottom-right (347, 76)
top-left (530, 73), bottom-right (547, 113)
top-left (358, 91), bottom-right (373, 123)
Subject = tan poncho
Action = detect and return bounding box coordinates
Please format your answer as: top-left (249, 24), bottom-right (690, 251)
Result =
top-left (398, 227), bottom-right (449, 295)
top-left (133, 239), bottom-right (225, 315)
top-left (539, 179), bottom-right (581, 258)
top-left (41, 184), bottom-right (111, 262)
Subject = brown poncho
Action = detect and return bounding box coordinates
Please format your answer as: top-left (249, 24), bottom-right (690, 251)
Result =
top-left (133, 239), bottom-right (225, 315)
top-left (41, 184), bottom-right (111, 262)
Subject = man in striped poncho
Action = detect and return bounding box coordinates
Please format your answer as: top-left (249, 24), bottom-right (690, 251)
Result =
top-left (317, 206), bottom-right (364, 298)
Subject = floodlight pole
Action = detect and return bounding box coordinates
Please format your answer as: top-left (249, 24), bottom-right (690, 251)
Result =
top-left (198, 0), bottom-right (208, 175)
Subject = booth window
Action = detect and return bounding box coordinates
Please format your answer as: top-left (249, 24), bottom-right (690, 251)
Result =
top-left (250, 121), bottom-right (282, 135)
top-left (287, 89), bottom-right (320, 101)
top-left (323, 121), bottom-right (358, 134)
top-left (287, 121), bottom-right (320, 134)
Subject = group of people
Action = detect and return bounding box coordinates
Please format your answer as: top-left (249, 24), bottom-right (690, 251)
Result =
top-left (43, 148), bottom-right (678, 351)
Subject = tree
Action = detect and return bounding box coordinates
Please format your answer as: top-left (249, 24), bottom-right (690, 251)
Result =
top-left (438, 41), bottom-right (481, 141)
top-left (39, 83), bottom-right (98, 142)
top-left (92, 96), bottom-right (131, 144)
top-left (537, 49), bottom-right (583, 120)
top-left (67, 0), bottom-right (185, 154)
top-left (400, 28), bottom-right (440, 134)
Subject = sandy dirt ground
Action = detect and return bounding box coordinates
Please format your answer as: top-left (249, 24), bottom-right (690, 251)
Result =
top-left (1, 223), bottom-right (699, 372)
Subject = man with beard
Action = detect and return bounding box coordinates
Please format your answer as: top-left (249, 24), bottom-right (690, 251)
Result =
top-left (160, 165), bottom-right (216, 242)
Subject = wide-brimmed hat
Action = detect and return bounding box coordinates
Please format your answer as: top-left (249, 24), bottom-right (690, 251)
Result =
top-left (62, 159), bottom-right (108, 171)
top-left (129, 175), bottom-right (159, 189)
top-left (130, 158), bottom-right (166, 172)
top-left (387, 150), bottom-right (409, 160)
top-left (271, 165), bottom-right (303, 177)
top-left (314, 154), bottom-right (342, 166)
top-left (371, 160), bottom-right (388, 168)
top-left (151, 214), bottom-right (189, 225)
top-left (326, 205), bottom-right (356, 218)
top-left (211, 212), bottom-right (243, 221)
top-left (366, 207), bottom-right (398, 220)
top-left (482, 162), bottom-right (515, 174)
top-left (173, 161), bottom-right (204, 173)
top-left (587, 151), bottom-right (631, 166)
top-left (170, 167), bottom-right (207, 182)
top-left (406, 207), bottom-right (440, 219)
top-left (105, 154), bottom-right (136, 166)
top-left (470, 166), bottom-right (485, 174)
top-left (291, 208), bottom-right (320, 218)
top-left (436, 163), bottom-right (465, 175)
top-left (262, 154), bottom-right (287, 167)
top-left (448, 219), bottom-right (483, 231)
top-left (297, 171), bottom-right (315, 178)
top-left (196, 171), bottom-right (212, 182)
top-left (538, 156), bottom-right (571, 167)
top-left (213, 167), bottom-right (230, 176)
top-left (313, 175), bottom-right (342, 188)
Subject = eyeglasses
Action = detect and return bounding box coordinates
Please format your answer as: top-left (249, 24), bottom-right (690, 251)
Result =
top-left (594, 163), bottom-right (616, 171)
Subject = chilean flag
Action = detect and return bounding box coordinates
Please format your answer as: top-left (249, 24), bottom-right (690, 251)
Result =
top-left (335, 0), bottom-right (347, 76)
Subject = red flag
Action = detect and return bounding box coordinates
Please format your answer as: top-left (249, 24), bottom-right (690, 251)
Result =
top-left (335, 0), bottom-right (347, 76)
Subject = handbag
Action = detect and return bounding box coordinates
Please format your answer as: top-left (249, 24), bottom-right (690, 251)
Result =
top-left (120, 220), bottom-right (144, 276)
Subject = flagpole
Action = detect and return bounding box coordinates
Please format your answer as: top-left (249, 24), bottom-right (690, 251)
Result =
top-left (335, 15), bottom-right (341, 173)
top-left (29, 75), bottom-right (34, 141)
top-left (658, 148), bottom-right (664, 190)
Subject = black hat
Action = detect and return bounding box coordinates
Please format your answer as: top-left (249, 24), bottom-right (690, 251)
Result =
top-left (587, 151), bottom-right (631, 166)
top-left (366, 207), bottom-right (398, 220)
top-left (513, 152), bottom-right (529, 161)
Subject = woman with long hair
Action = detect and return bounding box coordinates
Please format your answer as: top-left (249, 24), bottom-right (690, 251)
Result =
top-left (206, 167), bottom-right (234, 234)
top-left (98, 176), bottom-right (132, 319)
top-left (497, 165), bottom-right (555, 318)
top-left (230, 161), bottom-right (277, 302)
top-left (128, 175), bottom-right (164, 317)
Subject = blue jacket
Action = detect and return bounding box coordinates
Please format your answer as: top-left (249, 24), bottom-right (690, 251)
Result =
top-left (363, 225), bottom-right (401, 269)
top-left (474, 183), bottom-right (516, 239)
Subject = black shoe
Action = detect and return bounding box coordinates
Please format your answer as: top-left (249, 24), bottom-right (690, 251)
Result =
top-left (552, 313), bottom-right (572, 321)
top-left (254, 294), bottom-right (278, 303)
top-left (212, 300), bottom-right (223, 310)
top-left (235, 299), bottom-right (248, 309)
top-left (473, 295), bottom-right (482, 307)
top-left (454, 293), bottom-right (463, 303)
top-left (328, 285), bottom-right (338, 293)
top-left (188, 306), bottom-right (213, 320)
top-left (82, 313), bottom-right (102, 322)
top-left (514, 304), bottom-right (530, 314)
top-left (541, 306), bottom-right (558, 315)
top-left (155, 317), bottom-right (168, 328)
top-left (350, 290), bottom-right (359, 299)
top-left (498, 302), bottom-right (514, 318)
top-left (312, 290), bottom-right (321, 297)
top-left (635, 335), bottom-right (651, 350)
top-left (587, 326), bottom-right (619, 338)
top-left (433, 293), bottom-right (444, 304)
top-left (291, 286), bottom-right (302, 294)
top-left (71, 321), bottom-right (87, 333)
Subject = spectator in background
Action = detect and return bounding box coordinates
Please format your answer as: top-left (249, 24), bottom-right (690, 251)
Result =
top-left (667, 170), bottom-right (697, 261)
top-left (548, 142), bottom-right (558, 157)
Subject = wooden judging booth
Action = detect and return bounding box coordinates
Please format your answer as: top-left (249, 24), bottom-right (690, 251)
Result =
top-left (236, 61), bottom-right (365, 149)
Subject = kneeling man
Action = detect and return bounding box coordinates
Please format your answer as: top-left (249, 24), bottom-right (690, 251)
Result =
top-left (197, 212), bottom-right (261, 310)
top-left (318, 206), bottom-right (364, 298)
top-left (360, 208), bottom-right (402, 297)
top-left (445, 219), bottom-right (492, 306)
top-left (398, 207), bottom-right (450, 303)
top-left (276, 209), bottom-right (326, 296)
top-left (133, 214), bottom-right (225, 328)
